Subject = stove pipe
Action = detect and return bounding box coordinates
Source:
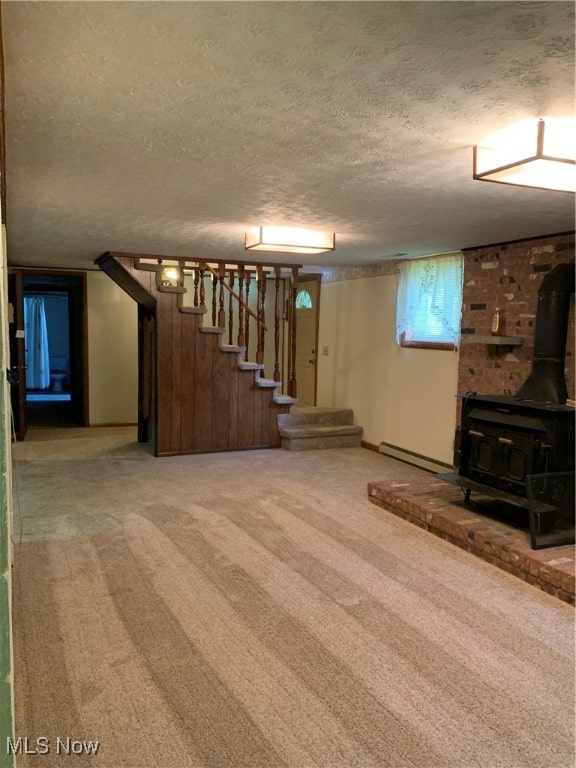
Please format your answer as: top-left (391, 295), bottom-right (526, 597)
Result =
top-left (515, 261), bottom-right (575, 404)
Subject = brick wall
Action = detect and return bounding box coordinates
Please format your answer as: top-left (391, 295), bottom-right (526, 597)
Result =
top-left (458, 232), bottom-right (575, 402)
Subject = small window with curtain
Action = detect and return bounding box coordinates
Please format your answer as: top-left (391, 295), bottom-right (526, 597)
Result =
top-left (396, 253), bottom-right (463, 350)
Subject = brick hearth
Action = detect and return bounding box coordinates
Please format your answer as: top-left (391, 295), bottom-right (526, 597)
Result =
top-left (368, 478), bottom-right (575, 606)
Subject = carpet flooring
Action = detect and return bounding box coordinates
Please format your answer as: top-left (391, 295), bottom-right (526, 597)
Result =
top-left (10, 426), bottom-right (575, 768)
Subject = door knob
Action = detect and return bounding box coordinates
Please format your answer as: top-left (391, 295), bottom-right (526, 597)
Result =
top-left (6, 369), bottom-right (19, 385)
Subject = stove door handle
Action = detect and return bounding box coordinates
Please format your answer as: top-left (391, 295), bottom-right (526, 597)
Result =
top-left (498, 437), bottom-right (514, 446)
top-left (468, 429), bottom-right (484, 438)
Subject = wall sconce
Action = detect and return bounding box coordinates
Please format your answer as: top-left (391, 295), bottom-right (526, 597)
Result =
top-left (155, 262), bottom-right (186, 293)
top-left (473, 117), bottom-right (576, 193)
top-left (245, 226), bottom-right (335, 254)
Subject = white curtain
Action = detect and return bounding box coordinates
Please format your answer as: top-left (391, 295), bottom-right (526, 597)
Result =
top-left (396, 253), bottom-right (463, 344)
top-left (24, 296), bottom-right (51, 389)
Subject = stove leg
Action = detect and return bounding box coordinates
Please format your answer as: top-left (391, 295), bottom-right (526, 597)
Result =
top-left (464, 488), bottom-right (471, 504)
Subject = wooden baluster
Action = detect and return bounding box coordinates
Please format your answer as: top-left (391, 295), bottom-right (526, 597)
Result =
top-left (211, 272), bottom-right (217, 326)
top-left (256, 266), bottom-right (264, 368)
top-left (237, 266), bottom-right (245, 348)
top-left (273, 266), bottom-right (281, 382)
top-left (199, 266), bottom-right (206, 309)
top-left (244, 271), bottom-right (251, 360)
top-left (286, 284), bottom-right (291, 394)
top-left (289, 267), bottom-right (298, 398)
top-left (260, 268), bottom-right (267, 375)
top-left (218, 266), bottom-right (226, 328)
top-left (193, 268), bottom-right (200, 307)
top-left (228, 269), bottom-right (235, 345)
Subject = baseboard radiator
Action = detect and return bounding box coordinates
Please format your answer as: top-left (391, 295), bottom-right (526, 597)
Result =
top-left (378, 441), bottom-right (452, 474)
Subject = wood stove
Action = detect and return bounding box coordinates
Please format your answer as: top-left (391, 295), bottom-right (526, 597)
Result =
top-left (444, 261), bottom-right (575, 548)
top-left (455, 394), bottom-right (574, 496)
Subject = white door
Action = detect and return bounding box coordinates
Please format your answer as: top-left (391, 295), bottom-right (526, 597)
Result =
top-left (295, 278), bottom-right (319, 406)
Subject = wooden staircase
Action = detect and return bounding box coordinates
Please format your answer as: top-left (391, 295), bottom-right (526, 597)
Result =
top-left (97, 252), bottom-right (298, 456)
top-left (201, 324), bottom-right (295, 405)
top-left (278, 406), bottom-right (363, 450)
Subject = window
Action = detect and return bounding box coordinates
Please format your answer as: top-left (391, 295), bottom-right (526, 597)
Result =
top-left (396, 253), bottom-right (463, 349)
top-left (295, 289), bottom-right (313, 309)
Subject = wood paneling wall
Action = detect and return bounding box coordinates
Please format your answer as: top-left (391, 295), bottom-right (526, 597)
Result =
top-left (98, 253), bottom-right (289, 456)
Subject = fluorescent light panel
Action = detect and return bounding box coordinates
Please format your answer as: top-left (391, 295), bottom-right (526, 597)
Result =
top-left (245, 226), bottom-right (335, 254)
top-left (473, 117), bottom-right (576, 193)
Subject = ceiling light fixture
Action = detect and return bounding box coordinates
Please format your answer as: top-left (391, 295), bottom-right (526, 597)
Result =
top-left (155, 261), bottom-right (185, 292)
top-left (473, 117), bottom-right (576, 193)
top-left (245, 226), bottom-right (335, 255)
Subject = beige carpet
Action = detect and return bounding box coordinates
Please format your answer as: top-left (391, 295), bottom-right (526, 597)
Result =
top-left (11, 426), bottom-right (575, 768)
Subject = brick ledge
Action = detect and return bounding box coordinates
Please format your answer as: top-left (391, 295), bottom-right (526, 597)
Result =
top-left (367, 478), bottom-right (575, 606)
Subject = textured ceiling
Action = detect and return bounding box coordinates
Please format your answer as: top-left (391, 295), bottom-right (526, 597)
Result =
top-left (2, 1), bottom-right (575, 270)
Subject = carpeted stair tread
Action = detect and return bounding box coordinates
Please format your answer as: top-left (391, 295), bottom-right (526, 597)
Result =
top-left (238, 361), bottom-right (264, 371)
top-left (257, 378), bottom-right (282, 389)
top-left (278, 407), bottom-right (355, 428)
top-left (281, 433), bottom-right (363, 450)
top-left (275, 394), bottom-right (298, 406)
top-left (279, 405), bottom-right (363, 450)
top-left (279, 424), bottom-right (363, 438)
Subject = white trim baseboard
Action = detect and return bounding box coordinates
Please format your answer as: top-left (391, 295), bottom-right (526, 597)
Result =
top-left (378, 442), bottom-right (452, 474)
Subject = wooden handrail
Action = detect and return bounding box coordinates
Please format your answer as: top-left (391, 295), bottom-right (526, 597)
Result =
top-left (203, 263), bottom-right (267, 332)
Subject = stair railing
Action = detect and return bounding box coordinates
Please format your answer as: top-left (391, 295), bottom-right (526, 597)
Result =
top-left (133, 255), bottom-right (300, 396)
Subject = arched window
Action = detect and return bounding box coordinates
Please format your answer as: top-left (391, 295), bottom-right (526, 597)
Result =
top-left (295, 289), bottom-right (313, 309)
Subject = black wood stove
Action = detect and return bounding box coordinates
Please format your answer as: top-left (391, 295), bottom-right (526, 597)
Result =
top-left (455, 394), bottom-right (574, 497)
top-left (444, 262), bottom-right (575, 549)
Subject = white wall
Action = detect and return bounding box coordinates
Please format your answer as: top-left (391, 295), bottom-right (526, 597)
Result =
top-left (317, 272), bottom-right (459, 464)
top-left (87, 271), bottom-right (138, 425)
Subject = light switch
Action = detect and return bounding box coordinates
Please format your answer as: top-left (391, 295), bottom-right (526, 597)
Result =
top-left (322, 346), bottom-right (329, 356)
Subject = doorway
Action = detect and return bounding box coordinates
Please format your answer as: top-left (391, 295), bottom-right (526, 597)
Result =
top-left (9, 270), bottom-right (88, 436)
top-left (294, 275), bottom-right (321, 406)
